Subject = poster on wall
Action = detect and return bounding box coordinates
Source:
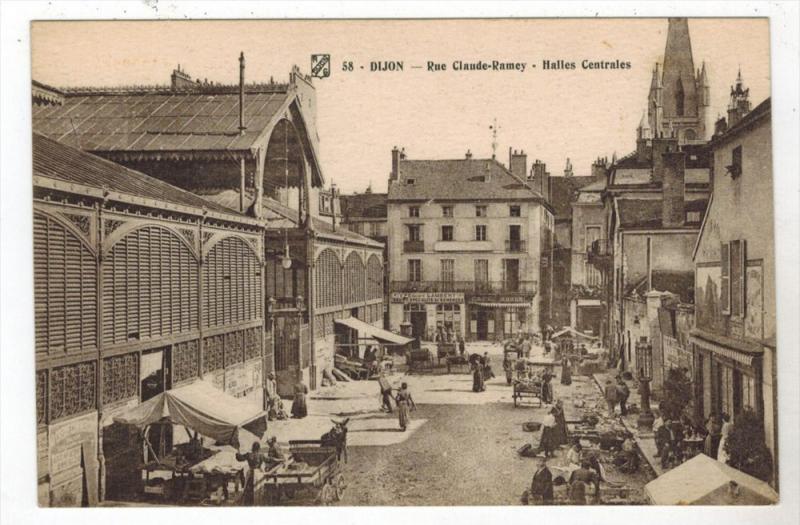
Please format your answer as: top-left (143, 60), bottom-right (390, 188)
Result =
top-left (745, 262), bottom-right (764, 340)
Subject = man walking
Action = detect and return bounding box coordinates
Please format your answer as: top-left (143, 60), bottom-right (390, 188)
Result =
top-left (616, 377), bottom-right (630, 416)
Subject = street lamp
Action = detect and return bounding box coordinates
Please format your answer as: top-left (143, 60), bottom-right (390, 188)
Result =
top-left (635, 337), bottom-right (655, 431)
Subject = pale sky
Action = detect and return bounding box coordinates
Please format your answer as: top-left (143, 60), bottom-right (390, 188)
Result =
top-left (31, 18), bottom-right (771, 194)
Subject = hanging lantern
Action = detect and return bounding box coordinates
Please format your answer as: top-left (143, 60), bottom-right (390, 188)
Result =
top-left (280, 241), bottom-right (292, 270)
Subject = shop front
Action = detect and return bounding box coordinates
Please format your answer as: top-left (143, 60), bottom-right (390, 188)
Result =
top-left (467, 296), bottom-right (533, 342)
top-left (689, 329), bottom-right (763, 424)
top-left (389, 291), bottom-right (465, 341)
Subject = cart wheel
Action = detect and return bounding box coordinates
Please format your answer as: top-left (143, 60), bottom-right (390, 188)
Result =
top-left (332, 473), bottom-right (346, 501)
top-left (319, 482), bottom-right (335, 505)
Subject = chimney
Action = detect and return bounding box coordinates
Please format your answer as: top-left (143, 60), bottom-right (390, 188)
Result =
top-left (170, 64), bottom-right (194, 89)
top-left (563, 157), bottom-right (573, 177)
top-left (591, 158), bottom-right (607, 182)
top-left (662, 150), bottom-right (686, 228)
top-left (651, 135), bottom-right (679, 185)
top-left (530, 160), bottom-right (550, 201)
top-left (238, 52), bottom-right (246, 135)
top-left (510, 149), bottom-right (527, 178)
top-left (390, 146), bottom-right (400, 180)
top-left (465, 149), bottom-right (473, 160)
top-left (714, 116), bottom-right (728, 137)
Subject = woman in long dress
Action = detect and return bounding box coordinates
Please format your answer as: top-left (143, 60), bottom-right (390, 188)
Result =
top-left (395, 383), bottom-right (416, 431)
top-left (552, 399), bottom-right (569, 447)
top-left (291, 379), bottom-right (309, 418)
top-left (537, 409), bottom-right (558, 457)
top-left (717, 413), bottom-right (732, 463)
top-left (560, 357), bottom-right (572, 385)
top-left (472, 361), bottom-right (485, 392)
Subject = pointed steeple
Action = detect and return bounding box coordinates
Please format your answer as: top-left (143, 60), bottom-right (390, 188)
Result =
top-left (661, 18), bottom-right (698, 118)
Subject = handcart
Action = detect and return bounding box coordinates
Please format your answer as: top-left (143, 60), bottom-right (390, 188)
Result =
top-left (258, 442), bottom-right (345, 506)
top-left (512, 379), bottom-right (543, 407)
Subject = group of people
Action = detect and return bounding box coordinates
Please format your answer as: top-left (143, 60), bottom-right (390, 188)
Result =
top-left (603, 376), bottom-right (631, 416)
top-left (264, 373), bottom-right (311, 420)
top-left (528, 421), bottom-right (608, 505)
top-left (653, 410), bottom-right (732, 469)
top-left (433, 326), bottom-right (458, 344)
top-left (236, 436), bottom-right (285, 504)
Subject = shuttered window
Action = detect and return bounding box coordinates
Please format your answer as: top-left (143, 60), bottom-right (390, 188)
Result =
top-left (34, 213), bottom-right (97, 357)
top-left (315, 249), bottom-right (341, 308)
top-left (203, 236), bottom-right (263, 328)
top-left (103, 226), bottom-right (198, 345)
top-left (721, 242), bottom-right (730, 315)
top-left (343, 252), bottom-right (365, 305)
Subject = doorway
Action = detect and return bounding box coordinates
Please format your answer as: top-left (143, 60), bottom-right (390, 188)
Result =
top-left (140, 347), bottom-right (172, 461)
top-left (409, 311), bottom-right (426, 340)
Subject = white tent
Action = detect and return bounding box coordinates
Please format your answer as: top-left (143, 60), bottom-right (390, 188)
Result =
top-left (114, 380), bottom-right (267, 447)
top-left (644, 454), bottom-right (778, 505)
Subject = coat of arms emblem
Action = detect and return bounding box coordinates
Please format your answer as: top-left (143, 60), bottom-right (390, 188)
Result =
top-left (311, 54), bottom-right (331, 79)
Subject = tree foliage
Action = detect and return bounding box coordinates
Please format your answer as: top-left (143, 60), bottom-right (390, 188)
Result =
top-left (660, 367), bottom-right (692, 421)
top-left (724, 408), bottom-right (773, 482)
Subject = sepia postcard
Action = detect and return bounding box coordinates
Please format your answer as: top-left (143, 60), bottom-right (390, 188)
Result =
top-left (2, 5), bottom-right (797, 520)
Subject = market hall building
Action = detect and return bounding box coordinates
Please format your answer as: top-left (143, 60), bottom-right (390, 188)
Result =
top-left (32, 133), bottom-right (266, 506)
top-left (386, 147), bottom-right (554, 342)
top-left (32, 62), bottom-right (388, 506)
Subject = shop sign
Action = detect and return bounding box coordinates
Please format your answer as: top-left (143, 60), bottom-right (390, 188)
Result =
top-left (48, 411), bottom-right (97, 488)
top-left (470, 295), bottom-right (532, 304)
top-left (390, 292), bottom-right (463, 304)
top-left (225, 359), bottom-right (262, 398)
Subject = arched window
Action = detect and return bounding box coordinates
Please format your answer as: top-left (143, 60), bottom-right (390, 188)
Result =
top-left (367, 254), bottom-right (383, 299)
top-left (315, 249), bottom-right (341, 308)
top-left (204, 237), bottom-right (262, 328)
top-left (675, 78), bottom-right (685, 116)
top-left (684, 128), bottom-right (697, 141)
top-left (103, 225), bottom-right (198, 345)
top-left (34, 212), bottom-right (97, 357)
top-left (343, 252), bottom-right (365, 305)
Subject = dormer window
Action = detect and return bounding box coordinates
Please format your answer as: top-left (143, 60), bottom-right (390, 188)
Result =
top-left (406, 178), bottom-right (416, 185)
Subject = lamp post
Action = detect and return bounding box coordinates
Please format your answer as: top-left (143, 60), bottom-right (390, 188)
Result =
top-left (636, 337), bottom-right (655, 431)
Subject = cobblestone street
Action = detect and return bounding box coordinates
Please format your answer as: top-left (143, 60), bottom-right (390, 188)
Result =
top-left (312, 343), bottom-right (656, 506)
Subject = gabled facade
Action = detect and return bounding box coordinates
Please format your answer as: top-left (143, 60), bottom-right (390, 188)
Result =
top-left (387, 148), bottom-right (553, 342)
top-left (691, 97), bottom-right (776, 485)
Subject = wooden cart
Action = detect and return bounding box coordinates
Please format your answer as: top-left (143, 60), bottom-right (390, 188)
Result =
top-left (258, 443), bottom-right (345, 506)
top-left (407, 348), bottom-right (434, 372)
top-left (512, 379), bottom-right (543, 407)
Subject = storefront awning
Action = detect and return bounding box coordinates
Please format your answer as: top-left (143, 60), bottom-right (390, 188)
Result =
top-left (644, 454), bottom-right (778, 505)
top-left (335, 316), bottom-right (414, 346)
top-left (689, 329), bottom-right (763, 367)
top-left (113, 380), bottom-right (267, 446)
top-left (471, 302), bottom-right (530, 308)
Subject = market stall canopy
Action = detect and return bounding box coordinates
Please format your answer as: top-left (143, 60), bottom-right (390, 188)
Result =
top-left (113, 381), bottom-right (267, 446)
top-left (644, 454), bottom-right (778, 505)
top-left (550, 327), bottom-right (599, 341)
top-left (334, 316), bottom-right (414, 346)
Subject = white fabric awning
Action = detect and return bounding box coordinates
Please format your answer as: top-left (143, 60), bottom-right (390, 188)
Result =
top-left (644, 454), bottom-right (778, 505)
top-left (335, 316), bottom-right (414, 346)
top-left (114, 380), bottom-right (267, 446)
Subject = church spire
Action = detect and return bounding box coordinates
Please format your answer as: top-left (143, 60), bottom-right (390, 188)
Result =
top-left (661, 17), bottom-right (698, 119)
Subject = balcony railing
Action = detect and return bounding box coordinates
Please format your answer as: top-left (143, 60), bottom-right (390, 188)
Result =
top-left (587, 238), bottom-right (612, 270)
top-left (505, 239), bottom-right (526, 253)
top-left (403, 240), bottom-right (425, 253)
top-left (391, 280), bottom-right (537, 294)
